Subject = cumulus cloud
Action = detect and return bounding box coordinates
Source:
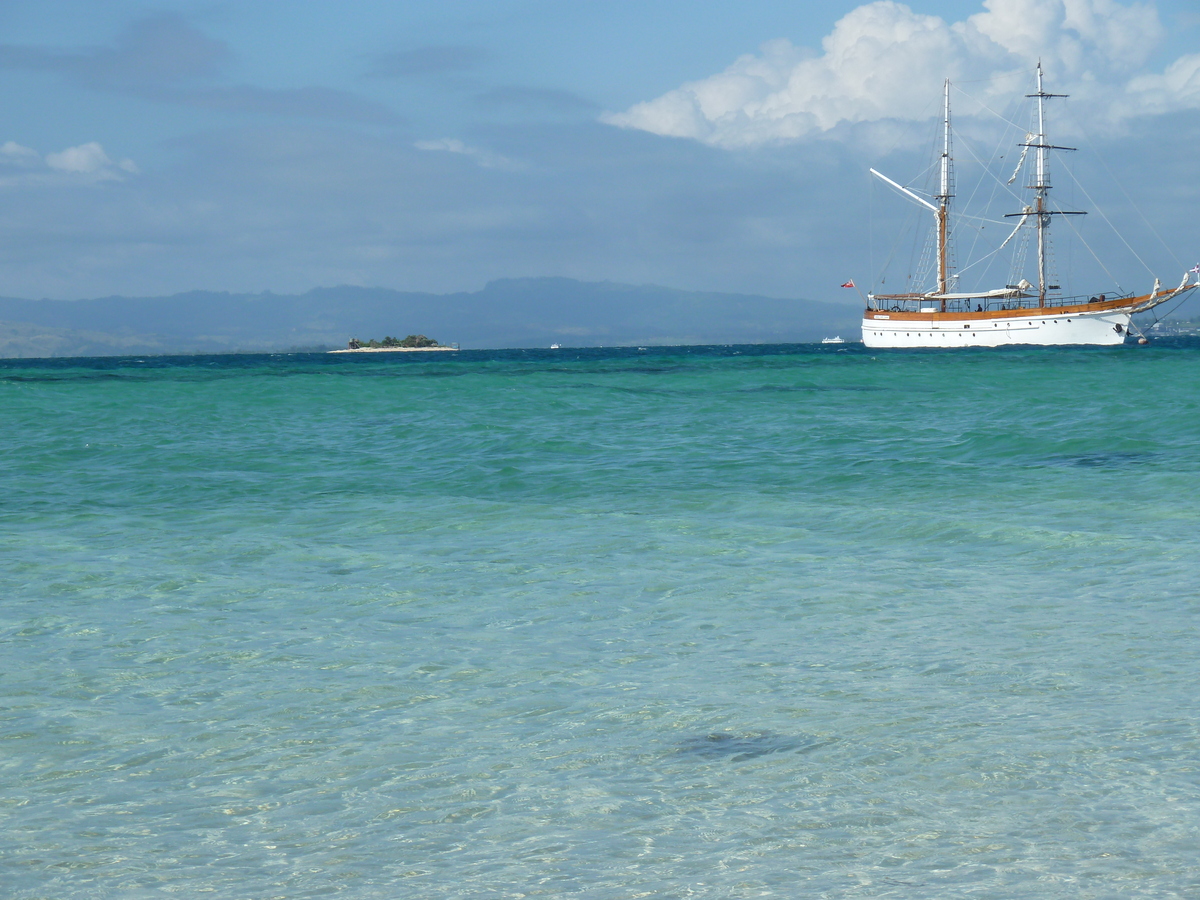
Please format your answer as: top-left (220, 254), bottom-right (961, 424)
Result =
top-left (0, 141), bottom-right (137, 185)
top-left (603, 0), bottom-right (1182, 147)
top-left (1119, 53), bottom-right (1200, 117)
top-left (414, 138), bottom-right (518, 169)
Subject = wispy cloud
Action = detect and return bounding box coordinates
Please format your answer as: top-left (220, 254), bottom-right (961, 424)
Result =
top-left (0, 13), bottom-right (228, 88)
top-left (0, 141), bottom-right (41, 167)
top-left (603, 0), bottom-right (1192, 148)
top-left (414, 138), bottom-right (519, 169)
top-left (366, 45), bottom-right (488, 77)
top-left (173, 85), bottom-right (403, 125)
top-left (474, 86), bottom-right (600, 113)
top-left (0, 14), bottom-right (401, 125)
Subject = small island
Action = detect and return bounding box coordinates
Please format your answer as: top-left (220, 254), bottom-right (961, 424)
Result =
top-left (329, 334), bottom-right (459, 353)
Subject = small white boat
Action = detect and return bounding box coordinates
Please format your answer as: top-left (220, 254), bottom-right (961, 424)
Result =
top-left (821, 336), bottom-right (845, 344)
top-left (550, 343), bottom-right (561, 349)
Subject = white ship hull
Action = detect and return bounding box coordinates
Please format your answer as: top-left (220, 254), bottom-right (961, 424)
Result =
top-left (862, 307), bottom-right (1132, 348)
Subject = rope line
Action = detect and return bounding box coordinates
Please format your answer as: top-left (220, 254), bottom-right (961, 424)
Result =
top-left (1062, 104), bottom-right (1185, 272)
top-left (1058, 202), bottom-right (1124, 292)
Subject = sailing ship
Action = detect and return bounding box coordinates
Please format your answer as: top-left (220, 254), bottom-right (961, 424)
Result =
top-left (863, 64), bottom-right (1196, 348)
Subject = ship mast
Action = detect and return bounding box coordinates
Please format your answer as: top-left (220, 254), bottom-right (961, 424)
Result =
top-left (1023, 62), bottom-right (1079, 307)
top-left (867, 79), bottom-right (978, 307)
top-left (1034, 64), bottom-right (1049, 305)
top-left (935, 79), bottom-right (954, 308)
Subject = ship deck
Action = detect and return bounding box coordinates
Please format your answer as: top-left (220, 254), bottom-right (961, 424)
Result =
top-left (864, 293), bottom-right (1149, 322)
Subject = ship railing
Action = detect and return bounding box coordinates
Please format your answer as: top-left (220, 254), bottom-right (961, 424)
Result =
top-left (867, 291), bottom-right (1134, 314)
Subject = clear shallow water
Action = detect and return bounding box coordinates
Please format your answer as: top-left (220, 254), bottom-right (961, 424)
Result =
top-left (3, 342), bottom-right (1200, 898)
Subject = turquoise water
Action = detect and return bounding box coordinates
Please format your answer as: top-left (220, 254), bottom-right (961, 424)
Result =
top-left (4, 343), bottom-right (1200, 898)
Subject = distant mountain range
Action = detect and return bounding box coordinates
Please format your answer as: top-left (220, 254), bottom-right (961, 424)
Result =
top-left (0, 278), bottom-right (862, 358)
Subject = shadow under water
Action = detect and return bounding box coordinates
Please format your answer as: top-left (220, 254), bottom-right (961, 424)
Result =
top-left (1043, 450), bottom-right (1157, 469)
top-left (675, 731), bottom-right (834, 763)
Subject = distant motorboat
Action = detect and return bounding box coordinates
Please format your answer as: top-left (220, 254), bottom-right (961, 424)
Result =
top-left (550, 343), bottom-right (561, 349)
top-left (821, 336), bottom-right (845, 344)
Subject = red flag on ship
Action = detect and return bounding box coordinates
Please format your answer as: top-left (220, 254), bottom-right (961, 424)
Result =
top-left (841, 279), bottom-right (855, 288)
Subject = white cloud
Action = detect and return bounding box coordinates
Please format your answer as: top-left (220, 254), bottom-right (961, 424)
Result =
top-left (0, 141), bottom-right (138, 185)
top-left (46, 142), bottom-right (115, 174)
top-left (414, 138), bottom-right (518, 170)
top-left (603, 0), bottom-right (1180, 148)
top-left (43, 142), bottom-right (138, 180)
top-left (0, 141), bottom-right (41, 166)
top-left (1120, 53), bottom-right (1200, 117)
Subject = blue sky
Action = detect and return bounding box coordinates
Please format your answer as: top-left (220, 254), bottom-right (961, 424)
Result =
top-left (1, 0), bottom-right (1199, 304)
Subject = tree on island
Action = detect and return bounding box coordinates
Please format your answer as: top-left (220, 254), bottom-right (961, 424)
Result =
top-left (347, 334), bottom-right (440, 349)
top-left (399, 334), bottom-right (439, 347)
